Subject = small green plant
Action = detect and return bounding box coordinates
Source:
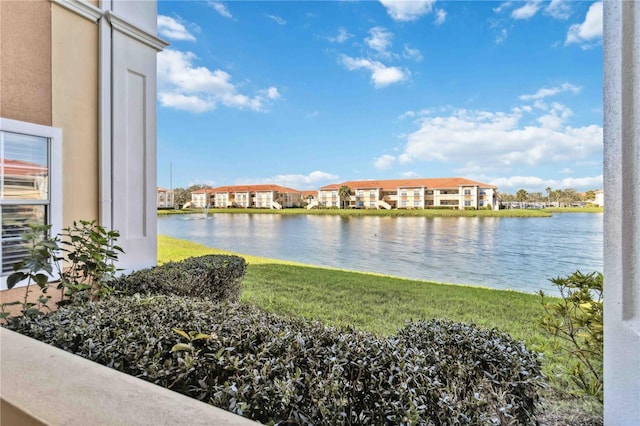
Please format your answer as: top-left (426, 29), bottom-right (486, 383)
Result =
top-left (57, 220), bottom-right (124, 304)
top-left (539, 271), bottom-right (603, 401)
top-left (1, 220), bottom-right (123, 320)
top-left (1, 224), bottom-right (59, 320)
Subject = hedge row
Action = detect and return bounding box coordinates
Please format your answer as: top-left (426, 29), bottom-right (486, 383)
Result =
top-left (113, 255), bottom-right (246, 302)
top-left (7, 296), bottom-right (543, 424)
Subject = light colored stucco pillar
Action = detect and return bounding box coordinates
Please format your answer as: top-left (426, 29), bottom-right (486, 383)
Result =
top-left (603, 1), bottom-right (640, 424)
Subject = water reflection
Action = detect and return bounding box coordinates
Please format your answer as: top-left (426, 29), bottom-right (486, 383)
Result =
top-left (159, 213), bottom-right (603, 294)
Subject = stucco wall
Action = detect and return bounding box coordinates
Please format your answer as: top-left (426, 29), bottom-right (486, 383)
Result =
top-left (51, 3), bottom-right (100, 225)
top-left (0, 0), bottom-right (52, 126)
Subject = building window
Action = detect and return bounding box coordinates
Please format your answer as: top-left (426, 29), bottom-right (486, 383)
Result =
top-left (400, 189), bottom-right (407, 196)
top-left (357, 190), bottom-right (364, 196)
top-left (426, 190), bottom-right (433, 195)
top-left (413, 189), bottom-right (420, 196)
top-left (369, 201), bottom-right (375, 208)
top-left (479, 200), bottom-right (484, 206)
top-left (0, 119), bottom-right (62, 289)
top-left (414, 200), bottom-right (420, 207)
top-left (464, 200), bottom-right (471, 207)
top-left (464, 189), bottom-right (471, 195)
top-left (426, 200), bottom-right (434, 206)
top-left (401, 200), bottom-right (407, 207)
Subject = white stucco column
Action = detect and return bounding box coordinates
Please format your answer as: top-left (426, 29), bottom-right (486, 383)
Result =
top-left (603, 1), bottom-right (640, 424)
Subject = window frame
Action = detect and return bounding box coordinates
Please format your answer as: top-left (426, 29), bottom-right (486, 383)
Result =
top-left (0, 118), bottom-right (62, 290)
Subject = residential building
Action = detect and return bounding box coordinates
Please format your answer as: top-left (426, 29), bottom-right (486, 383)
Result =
top-left (593, 190), bottom-right (604, 207)
top-left (0, 0), bottom-right (167, 293)
top-left (157, 187), bottom-right (174, 209)
top-left (318, 178), bottom-right (498, 210)
top-left (191, 188), bottom-right (214, 208)
top-left (209, 184), bottom-right (303, 209)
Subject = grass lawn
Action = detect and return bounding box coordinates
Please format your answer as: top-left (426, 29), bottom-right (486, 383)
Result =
top-left (543, 206), bottom-right (603, 213)
top-left (159, 235), bottom-right (551, 354)
top-left (158, 235), bottom-right (602, 423)
top-left (158, 207), bottom-right (552, 218)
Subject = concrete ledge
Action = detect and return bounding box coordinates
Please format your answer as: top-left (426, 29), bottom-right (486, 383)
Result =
top-left (0, 328), bottom-right (257, 425)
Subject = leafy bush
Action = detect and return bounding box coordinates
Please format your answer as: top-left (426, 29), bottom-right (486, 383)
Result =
top-left (1, 221), bottom-right (123, 320)
top-left (114, 255), bottom-right (246, 303)
top-left (57, 220), bottom-right (123, 303)
top-left (539, 271), bottom-right (603, 401)
top-left (6, 296), bottom-right (543, 424)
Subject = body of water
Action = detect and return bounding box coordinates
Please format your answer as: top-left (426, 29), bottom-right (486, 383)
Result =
top-left (158, 213), bottom-right (603, 294)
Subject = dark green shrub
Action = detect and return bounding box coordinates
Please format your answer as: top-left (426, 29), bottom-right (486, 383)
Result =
top-left (114, 255), bottom-right (246, 303)
top-left (6, 296), bottom-right (543, 424)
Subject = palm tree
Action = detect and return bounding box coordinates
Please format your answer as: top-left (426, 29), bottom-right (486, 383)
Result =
top-left (545, 187), bottom-right (552, 206)
top-left (516, 189), bottom-right (528, 203)
top-left (338, 185), bottom-right (352, 209)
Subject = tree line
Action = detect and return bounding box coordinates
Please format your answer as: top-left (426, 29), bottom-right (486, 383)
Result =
top-left (500, 188), bottom-right (598, 206)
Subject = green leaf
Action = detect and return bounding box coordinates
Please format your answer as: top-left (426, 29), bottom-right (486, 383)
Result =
top-left (170, 343), bottom-right (194, 353)
top-left (7, 272), bottom-right (27, 289)
top-left (190, 333), bottom-right (212, 341)
top-left (172, 328), bottom-right (190, 341)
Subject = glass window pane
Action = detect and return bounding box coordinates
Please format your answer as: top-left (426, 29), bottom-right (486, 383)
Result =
top-left (1, 131), bottom-right (49, 200)
top-left (1, 204), bottom-right (47, 273)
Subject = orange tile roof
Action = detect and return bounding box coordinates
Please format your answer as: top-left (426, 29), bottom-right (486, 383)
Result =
top-left (319, 177), bottom-right (496, 191)
top-left (2, 159), bottom-right (47, 177)
top-left (210, 184), bottom-right (302, 194)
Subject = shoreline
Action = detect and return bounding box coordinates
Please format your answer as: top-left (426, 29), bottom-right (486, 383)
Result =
top-left (158, 207), bottom-right (555, 218)
top-left (158, 235), bottom-right (545, 298)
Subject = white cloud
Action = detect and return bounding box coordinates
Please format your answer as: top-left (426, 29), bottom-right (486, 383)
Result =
top-left (209, 2), bottom-right (232, 19)
top-left (265, 14), bottom-right (286, 25)
top-left (434, 9), bottom-right (446, 25)
top-left (565, 1), bottom-right (602, 48)
top-left (511, 1), bottom-right (543, 19)
top-left (495, 28), bottom-right (508, 44)
top-left (493, 2), bottom-right (512, 13)
top-left (328, 27), bottom-right (353, 43)
top-left (247, 171), bottom-right (339, 190)
top-left (158, 93), bottom-right (214, 113)
top-left (157, 49), bottom-right (280, 113)
top-left (519, 83), bottom-right (581, 101)
top-left (545, 0), bottom-right (572, 19)
top-left (373, 154), bottom-right (396, 170)
top-left (395, 106), bottom-right (602, 173)
top-left (340, 55), bottom-right (408, 88)
top-left (379, 0), bottom-right (436, 22)
top-left (403, 45), bottom-right (423, 62)
top-left (366, 27), bottom-right (394, 56)
top-left (157, 16), bottom-right (196, 41)
top-left (306, 110), bottom-right (319, 119)
top-left (560, 167), bottom-right (573, 174)
top-left (401, 171), bottom-right (420, 178)
top-left (399, 108), bottom-right (434, 120)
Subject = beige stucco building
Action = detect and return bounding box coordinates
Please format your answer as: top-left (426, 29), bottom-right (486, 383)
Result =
top-left (0, 0), bottom-right (167, 292)
top-left (317, 178), bottom-right (498, 210)
top-left (157, 187), bottom-right (174, 209)
top-left (191, 185), bottom-right (303, 209)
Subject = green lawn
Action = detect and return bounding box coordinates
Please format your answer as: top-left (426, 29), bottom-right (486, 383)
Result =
top-left (159, 235), bottom-right (556, 360)
top-left (158, 207), bottom-right (552, 217)
top-left (158, 235), bottom-right (602, 422)
top-left (543, 206), bottom-right (603, 213)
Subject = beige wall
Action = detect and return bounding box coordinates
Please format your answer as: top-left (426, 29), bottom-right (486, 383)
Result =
top-left (52, 4), bottom-right (99, 225)
top-left (0, 0), bottom-right (52, 126)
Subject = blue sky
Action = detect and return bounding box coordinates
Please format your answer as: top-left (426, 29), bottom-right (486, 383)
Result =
top-left (156, 0), bottom-right (603, 193)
